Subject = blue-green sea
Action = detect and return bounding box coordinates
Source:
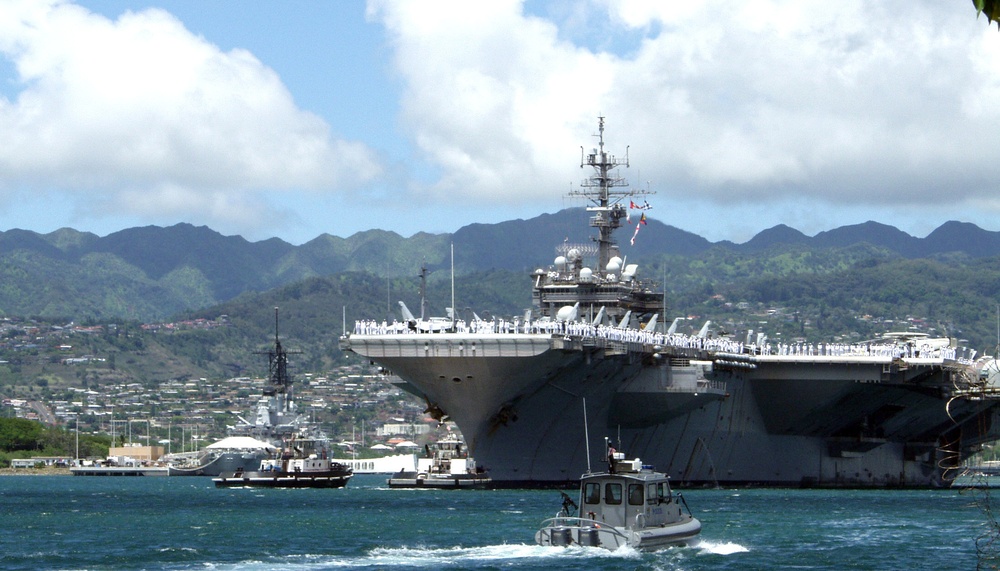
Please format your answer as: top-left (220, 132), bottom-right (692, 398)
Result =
top-left (1, 474), bottom-right (995, 570)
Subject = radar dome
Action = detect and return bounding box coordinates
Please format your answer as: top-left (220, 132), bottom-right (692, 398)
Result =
top-left (981, 359), bottom-right (1000, 388)
top-left (580, 267), bottom-right (593, 281)
top-left (566, 249), bottom-right (582, 263)
top-left (606, 256), bottom-right (622, 273)
top-left (554, 256), bottom-right (567, 270)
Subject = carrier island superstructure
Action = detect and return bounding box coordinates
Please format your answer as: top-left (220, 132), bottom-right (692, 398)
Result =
top-left (341, 118), bottom-right (1000, 487)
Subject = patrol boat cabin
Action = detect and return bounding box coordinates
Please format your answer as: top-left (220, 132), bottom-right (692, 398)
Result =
top-left (535, 453), bottom-right (700, 551)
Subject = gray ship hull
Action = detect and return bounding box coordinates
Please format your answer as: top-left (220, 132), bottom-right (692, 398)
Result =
top-left (167, 451), bottom-right (268, 477)
top-left (344, 333), bottom-right (1000, 487)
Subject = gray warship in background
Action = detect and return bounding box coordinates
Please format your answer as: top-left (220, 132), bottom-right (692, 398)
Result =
top-left (167, 309), bottom-right (317, 476)
top-left (341, 118), bottom-right (1000, 487)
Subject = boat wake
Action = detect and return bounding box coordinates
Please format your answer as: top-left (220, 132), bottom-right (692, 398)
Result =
top-left (187, 541), bottom-right (759, 571)
top-left (188, 544), bottom-right (643, 570)
top-left (695, 540), bottom-right (749, 555)
top-left (365, 543), bottom-right (643, 565)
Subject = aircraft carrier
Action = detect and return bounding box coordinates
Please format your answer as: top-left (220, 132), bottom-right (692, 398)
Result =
top-left (341, 118), bottom-right (1000, 487)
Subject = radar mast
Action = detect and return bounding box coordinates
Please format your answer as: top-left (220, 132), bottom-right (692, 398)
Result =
top-left (568, 116), bottom-right (654, 270)
top-left (533, 117), bottom-right (663, 321)
top-left (257, 307), bottom-right (301, 413)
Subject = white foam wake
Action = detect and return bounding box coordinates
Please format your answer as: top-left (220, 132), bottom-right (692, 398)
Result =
top-left (365, 543), bottom-right (642, 565)
top-left (194, 543), bottom-right (642, 570)
top-left (189, 541), bottom-right (753, 570)
top-left (696, 539), bottom-right (750, 555)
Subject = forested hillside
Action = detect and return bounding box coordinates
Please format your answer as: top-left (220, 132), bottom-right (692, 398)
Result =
top-left (3, 209), bottom-right (1000, 324)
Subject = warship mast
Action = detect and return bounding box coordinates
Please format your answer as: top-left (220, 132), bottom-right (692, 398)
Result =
top-left (536, 117), bottom-right (661, 321)
top-left (568, 116), bottom-right (653, 270)
top-left (258, 307), bottom-right (301, 413)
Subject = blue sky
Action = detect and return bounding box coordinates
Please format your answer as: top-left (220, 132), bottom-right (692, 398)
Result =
top-left (1, 1), bottom-right (1000, 245)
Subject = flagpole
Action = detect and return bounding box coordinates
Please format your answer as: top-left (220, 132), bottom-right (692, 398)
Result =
top-left (450, 243), bottom-right (456, 331)
top-left (583, 397), bottom-right (591, 474)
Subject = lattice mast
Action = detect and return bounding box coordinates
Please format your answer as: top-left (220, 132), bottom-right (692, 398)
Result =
top-left (257, 307), bottom-right (301, 412)
top-left (567, 117), bottom-right (652, 270)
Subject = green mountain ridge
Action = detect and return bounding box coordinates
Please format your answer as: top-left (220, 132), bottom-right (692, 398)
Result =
top-left (0, 210), bottom-right (999, 357)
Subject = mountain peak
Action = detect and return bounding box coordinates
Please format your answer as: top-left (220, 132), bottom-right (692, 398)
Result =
top-left (742, 224), bottom-right (809, 251)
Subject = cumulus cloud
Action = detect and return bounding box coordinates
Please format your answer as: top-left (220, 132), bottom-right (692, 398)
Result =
top-left (370, 0), bottom-right (610, 206)
top-left (0, 0), bottom-right (381, 233)
top-left (370, 0), bottom-right (1000, 216)
top-left (2, 1), bottom-right (999, 242)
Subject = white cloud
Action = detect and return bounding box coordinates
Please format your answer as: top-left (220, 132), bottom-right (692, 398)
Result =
top-left (0, 0), bottom-right (381, 234)
top-left (370, 0), bottom-right (611, 207)
top-left (370, 0), bottom-right (1000, 222)
top-left (2, 0), bottom-right (999, 243)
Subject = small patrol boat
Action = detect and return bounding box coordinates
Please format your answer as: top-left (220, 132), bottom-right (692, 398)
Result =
top-left (535, 449), bottom-right (700, 550)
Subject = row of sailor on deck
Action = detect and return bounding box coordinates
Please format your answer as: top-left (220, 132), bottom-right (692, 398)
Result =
top-left (774, 341), bottom-right (960, 360)
top-left (352, 318), bottom-right (748, 353)
top-left (352, 318), bottom-right (965, 362)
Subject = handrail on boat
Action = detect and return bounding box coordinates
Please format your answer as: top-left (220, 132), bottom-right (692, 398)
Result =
top-left (676, 492), bottom-right (693, 515)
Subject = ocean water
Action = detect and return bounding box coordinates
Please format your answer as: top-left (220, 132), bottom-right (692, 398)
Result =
top-left (0, 474), bottom-right (993, 570)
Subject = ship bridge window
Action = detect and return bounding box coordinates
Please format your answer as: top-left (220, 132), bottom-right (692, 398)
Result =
top-left (584, 482), bottom-right (600, 504)
top-left (628, 483), bottom-right (644, 506)
top-left (605, 483), bottom-right (622, 505)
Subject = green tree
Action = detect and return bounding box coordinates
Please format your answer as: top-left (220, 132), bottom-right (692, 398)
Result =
top-left (0, 418), bottom-right (45, 451)
top-left (975, 0), bottom-right (1000, 27)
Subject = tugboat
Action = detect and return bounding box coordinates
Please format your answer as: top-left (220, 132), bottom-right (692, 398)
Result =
top-left (535, 445), bottom-right (700, 550)
top-left (387, 435), bottom-right (491, 489)
top-left (213, 435), bottom-right (352, 488)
